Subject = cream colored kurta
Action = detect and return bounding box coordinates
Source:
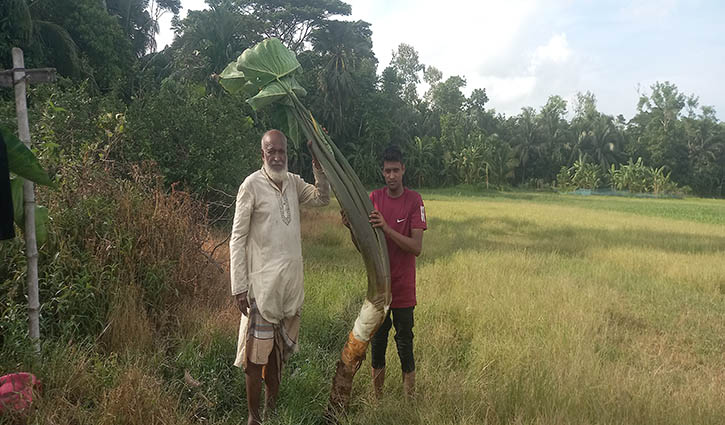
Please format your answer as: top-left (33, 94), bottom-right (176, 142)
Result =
top-left (230, 166), bottom-right (329, 322)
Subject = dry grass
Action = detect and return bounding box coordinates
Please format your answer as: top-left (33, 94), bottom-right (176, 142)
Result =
top-left (98, 366), bottom-right (192, 425)
top-left (104, 284), bottom-right (153, 353)
top-left (292, 193), bottom-right (725, 425)
top-left (4, 188), bottom-right (724, 425)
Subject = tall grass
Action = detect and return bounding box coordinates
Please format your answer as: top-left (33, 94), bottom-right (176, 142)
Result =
top-left (2, 186), bottom-right (724, 424)
top-left (1, 147), bottom-right (226, 423)
top-left (292, 192), bottom-right (725, 425)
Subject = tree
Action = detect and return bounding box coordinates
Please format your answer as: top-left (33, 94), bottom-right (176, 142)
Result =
top-left (390, 43), bottom-right (424, 104)
top-left (310, 19), bottom-right (375, 139)
top-left (513, 107), bottom-right (540, 184)
top-left (581, 114), bottom-right (623, 172)
top-left (423, 65), bottom-right (442, 86)
top-left (106, 0), bottom-right (181, 56)
top-left (170, 1), bottom-right (259, 80)
top-left (683, 105), bottom-right (725, 196)
top-left (405, 136), bottom-right (436, 187)
top-left (483, 133), bottom-right (517, 186)
top-left (232, 0), bottom-right (351, 53)
top-left (466, 88), bottom-right (489, 114)
top-left (1, 0), bottom-right (82, 77)
top-left (1, 0), bottom-right (139, 91)
top-left (536, 95), bottom-right (569, 180)
top-left (429, 75), bottom-right (466, 115)
top-left (630, 81), bottom-right (690, 181)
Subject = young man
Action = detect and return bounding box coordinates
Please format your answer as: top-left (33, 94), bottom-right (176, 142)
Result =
top-left (366, 145), bottom-right (427, 398)
top-left (230, 130), bottom-right (329, 425)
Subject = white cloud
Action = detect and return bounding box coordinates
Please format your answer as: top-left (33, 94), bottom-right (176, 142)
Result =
top-left (620, 0), bottom-right (678, 20)
top-left (476, 75), bottom-right (537, 106)
top-left (467, 32), bottom-right (578, 115)
top-left (153, 0), bottom-right (724, 119)
top-left (343, 0), bottom-right (591, 115)
top-left (530, 33), bottom-right (571, 72)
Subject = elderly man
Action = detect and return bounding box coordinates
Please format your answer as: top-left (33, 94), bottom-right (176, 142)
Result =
top-left (230, 130), bottom-right (329, 425)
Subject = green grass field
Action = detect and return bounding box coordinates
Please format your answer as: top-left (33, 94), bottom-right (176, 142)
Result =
top-left (5, 191), bottom-right (724, 425)
top-left (267, 191), bottom-right (725, 424)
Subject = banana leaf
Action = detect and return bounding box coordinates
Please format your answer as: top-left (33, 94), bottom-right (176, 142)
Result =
top-left (221, 38), bottom-right (391, 415)
top-left (1, 126), bottom-right (54, 187)
top-left (10, 178), bottom-right (49, 244)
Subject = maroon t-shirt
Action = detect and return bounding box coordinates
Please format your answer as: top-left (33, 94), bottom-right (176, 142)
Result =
top-left (370, 187), bottom-right (427, 308)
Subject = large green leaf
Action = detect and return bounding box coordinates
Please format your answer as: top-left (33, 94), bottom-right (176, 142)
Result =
top-left (10, 178), bottom-right (23, 226)
top-left (1, 126), bottom-right (54, 187)
top-left (220, 61), bottom-right (245, 80)
top-left (247, 75), bottom-right (307, 110)
top-left (219, 62), bottom-right (257, 96)
top-left (9, 178), bottom-right (49, 244)
top-left (236, 38), bottom-right (301, 87)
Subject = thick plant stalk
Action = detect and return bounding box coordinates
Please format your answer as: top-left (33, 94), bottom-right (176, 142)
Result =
top-left (289, 96), bottom-right (391, 412)
top-left (220, 38), bottom-right (391, 414)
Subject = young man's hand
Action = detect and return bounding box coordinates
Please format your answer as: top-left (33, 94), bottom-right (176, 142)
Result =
top-left (340, 209), bottom-right (351, 228)
top-left (235, 292), bottom-right (249, 316)
top-left (369, 209), bottom-right (389, 233)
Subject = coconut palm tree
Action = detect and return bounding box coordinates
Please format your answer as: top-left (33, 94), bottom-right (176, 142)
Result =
top-left (310, 19), bottom-right (374, 139)
top-left (513, 107), bottom-right (540, 184)
top-left (581, 114), bottom-right (623, 172)
top-left (1, 0), bottom-right (81, 75)
top-left (405, 136), bottom-right (436, 187)
top-left (106, 0), bottom-right (180, 55)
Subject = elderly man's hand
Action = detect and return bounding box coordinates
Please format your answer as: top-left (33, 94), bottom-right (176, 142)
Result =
top-left (235, 292), bottom-right (249, 316)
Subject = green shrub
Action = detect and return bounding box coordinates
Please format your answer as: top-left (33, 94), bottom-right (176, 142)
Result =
top-left (123, 80), bottom-right (260, 205)
top-left (570, 156), bottom-right (602, 189)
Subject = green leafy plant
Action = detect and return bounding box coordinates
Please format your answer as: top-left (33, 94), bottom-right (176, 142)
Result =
top-left (570, 155), bottom-right (602, 189)
top-left (557, 166), bottom-right (575, 192)
top-left (1, 126), bottom-right (54, 243)
top-left (649, 165), bottom-right (672, 195)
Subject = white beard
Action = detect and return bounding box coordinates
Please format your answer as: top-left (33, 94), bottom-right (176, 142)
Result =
top-left (264, 162), bottom-right (288, 185)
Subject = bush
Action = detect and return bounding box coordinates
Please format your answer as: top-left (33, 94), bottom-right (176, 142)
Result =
top-left (556, 166), bottom-right (575, 192)
top-left (609, 157), bottom-right (681, 195)
top-left (1, 141), bottom-right (223, 349)
top-left (123, 80), bottom-right (261, 208)
top-left (570, 157), bottom-right (602, 189)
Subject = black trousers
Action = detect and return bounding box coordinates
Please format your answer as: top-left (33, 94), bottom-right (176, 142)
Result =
top-left (0, 133), bottom-right (15, 240)
top-left (370, 307), bottom-right (415, 373)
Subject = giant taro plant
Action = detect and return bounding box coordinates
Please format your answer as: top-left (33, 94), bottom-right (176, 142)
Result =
top-left (219, 38), bottom-right (391, 413)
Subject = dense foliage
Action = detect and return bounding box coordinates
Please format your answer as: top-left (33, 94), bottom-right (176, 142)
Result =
top-left (3, 0), bottom-right (722, 201)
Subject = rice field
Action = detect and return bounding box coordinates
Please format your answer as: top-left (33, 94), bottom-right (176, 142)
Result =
top-left (278, 191), bottom-right (725, 425)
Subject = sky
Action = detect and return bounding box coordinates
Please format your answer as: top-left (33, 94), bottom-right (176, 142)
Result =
top-left (156, 0), bottom-right (725, 120)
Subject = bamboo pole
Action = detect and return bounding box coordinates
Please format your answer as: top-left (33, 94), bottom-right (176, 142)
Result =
top-left (12, 48), bottom-right (41, 355)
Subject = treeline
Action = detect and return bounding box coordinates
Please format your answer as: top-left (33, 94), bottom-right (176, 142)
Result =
top-left (2, 0), bottom-right (724, 201)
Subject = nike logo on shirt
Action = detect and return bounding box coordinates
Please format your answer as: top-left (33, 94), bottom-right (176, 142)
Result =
top-left (396, 218), bottom-right (406, 223)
